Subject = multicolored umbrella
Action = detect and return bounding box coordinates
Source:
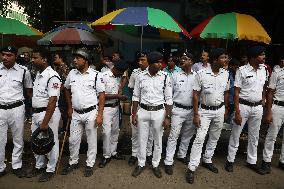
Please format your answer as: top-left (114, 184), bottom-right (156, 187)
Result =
top-left (0, 16), bottom-right (42, 36)
top-left (37, 24), bottom-right (100, 46)
top-left (189, 12), bottom-right (271, 44)
top-left (91, 7), bottom-right (190, 49)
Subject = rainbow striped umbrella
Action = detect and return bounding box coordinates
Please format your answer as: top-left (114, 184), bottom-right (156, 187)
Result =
top-left (91, 7), bottom-right (190, 49)
top-left (190, 12), bottom-right (271, 44)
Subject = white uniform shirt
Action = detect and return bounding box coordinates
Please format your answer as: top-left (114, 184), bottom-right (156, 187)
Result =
top-left (128, 68), bottom-right (147, 89)
top-left (0, 63), bottom-right (32, 105)
top-left (64, 67), bottom-right (105, 110)
top-left (234, 64), bottom-right (267, 102)
top-left (133, 70), bottom-right (173, 106)
top-left (193, 67), bottom-right (229, 106)
top-left (192, 62), bottom-right (211, 72)
top-left (101, 70), bottom-right (121, 104)
top-left (32, 66), bottom-right (61, 108)
top-left (172, 69), bottom-right (196, 106)
top-left (268, 67), bottom-right (284, 101)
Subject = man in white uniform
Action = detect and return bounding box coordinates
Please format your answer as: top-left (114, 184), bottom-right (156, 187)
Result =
top-left (26, 48), bottom-right (61, 182)
top-left (61, 48), bottom-right (105, 177)
top-left (164, 52), bottom-right (196, 175)
top-left (128, 52), bottom-right (153, 166)
top-left (259, 56), bottom-right (284, 174)
top-left (99, 60), bottom-right (129, 168)
top-left (132, 51), bottom-right (173, 178)
top-left (0, 46), bottom-right (32, 178)
top-left (186, 48), bottom-right (229, 184)
top-left (225, 46), bottom-right (267, 173)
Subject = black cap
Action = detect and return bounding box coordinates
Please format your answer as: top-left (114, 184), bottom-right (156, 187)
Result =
top-left (181, 51), bottom-right (194, 59)
top-left (113, 60), bottom-right (129, 72)
top-left (147, 51), bottom-right (163, 64)
top-left (210, 48), bottom-right (226, 61)
top-left (1, 46), bottom-right (18, 55)
top-left (248, 46), bottom-right (266, 58)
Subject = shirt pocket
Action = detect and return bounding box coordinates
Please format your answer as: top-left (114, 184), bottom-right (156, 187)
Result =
top-left (36, 86), bottom-right (48, 97)
top-left (83, 80), bottom-right (96, 95)
top-left (203, 83), bottom-right (214, 94)
top-left (11, 77), bottom-right (23, 90)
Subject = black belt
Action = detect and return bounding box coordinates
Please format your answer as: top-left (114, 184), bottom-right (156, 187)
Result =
top-left (201, 102), bottom-right (224, 110)
top-left (174, 102), bottom-right (193, 110)
top-left (273, 100), bottom-right (284, 107)
top-left (104, 101), bottom-right (120, 108)
top-left (140, 103), bottom-right (164, 111)
top-left (33, 107), bottom-right (47, 113)
top-left (74, 105), bottom-right (96, 114)
top-left (239, 98), bottom-right (262, 107)
top-left (0, 101), bottom-right (24, 110)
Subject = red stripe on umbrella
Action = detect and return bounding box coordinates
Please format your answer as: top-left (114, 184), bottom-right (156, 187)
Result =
top-left (189, 17), bottom-right (212, 38)
top-left (52, 28), bottom-right (81, 45)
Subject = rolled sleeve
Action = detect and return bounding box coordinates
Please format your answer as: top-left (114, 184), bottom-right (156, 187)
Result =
top-left (234, 69), bottom-right (242, 88)
top-left (192, 73), bottom-right (201, 91)
top-left (128, 72), bottom-right (135, 89)
top-left (47, 77), bottom-right (61, 97)
top-left (164, 74), bottom-right (173, 105)
top-left (24, 70), bottom-right (33, 89)
top-left (268, 71), bottom-right (277, 90)
top-left (132, 76), bottom-right (141, 102)
top-left (96, 72), bottom-right (105, 93)
top-left (64, 73), bottom-right (71, 89)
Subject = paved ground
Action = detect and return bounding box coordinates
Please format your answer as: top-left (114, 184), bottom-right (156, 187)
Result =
top-left (0, 115), bottom-right (284, 189)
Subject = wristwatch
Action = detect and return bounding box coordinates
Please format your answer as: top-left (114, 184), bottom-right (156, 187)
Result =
top-left (166, 115), bottom-right (171, 119)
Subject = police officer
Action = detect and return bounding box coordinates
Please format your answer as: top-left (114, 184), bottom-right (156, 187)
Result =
top-left (258, 56), bottom-right (284, 174)
top-left (61, 48), bottom-right (105, 177)
top-left (164, 52), bottom-right (196, 175)
top-left (225, 46), bottom-right (267, 173)
top-left (0, 46), bottom-right (32, 178)
top-left (186, 48), bottom-right (229, 184)
top-left (99, 60), bottom-right (129, 168)
top-left (132, 51), bottom-right (173, 178)
top-left (128, 52), bottom-right (153, 166)
top-left (26, 48), bottom-right (61, 182)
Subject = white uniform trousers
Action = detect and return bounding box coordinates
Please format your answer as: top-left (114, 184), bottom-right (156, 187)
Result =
top-left (164, 107), bottom-right (195, 165)
top-left (131, 117), bottom-right (153, 157)
top-left (227, 104), bottom-right (263, 164)
top-left (188, 107), bottom-right (225, 171)
top-left (102, 106), bottom-right (119, 158)
top-left (137, 108), bottom-right (165, 168)
top-left (263, 104), bottom-right (284, 163)
top-left (69, 109), bottom-right (98, 167)
top-left (0, 104), bottom-right (25, 172)
top-left (31, 108), bottom-right (60, 173)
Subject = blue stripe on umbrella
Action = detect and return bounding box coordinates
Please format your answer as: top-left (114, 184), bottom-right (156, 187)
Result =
top-left (111, 7), bottom-right (148, 26)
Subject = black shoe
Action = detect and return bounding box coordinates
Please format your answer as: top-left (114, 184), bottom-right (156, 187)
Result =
top-left (12, 168), bottom-right (26, 178)
top-left (176, 157), bottom-right (189, 165)
top-left (246, 163), bottom-right (258, 173)
top-left (224, 161), bottom-right (234, 172)
top-left (112, 153), bottom-right (126, 160)
top-left (278, 162), bottom-right (284, 170)
top-left (152, 166), bottom-right (162, 178)
top-left (202, 162), bottom-right (218, 173)
top-left (61, 163), bottom-right (79, 175)
top-left (128, 156), bottom-right (137, 166)
top-left (186, 169), bottom-right (194, 184)
top-left (84, 166), bottom-right (93, 177)
top-left (0, 170), bottom-right (7, 178)
top-left (26, 167), bottom-right (45, 178)
top-left (99, 157), bottom-right (111, 168)
top-left (146, 156), bottom-right (152, 166)
top-left (39, 172), bottom-right (54, 182)
top-left (258, 161), bottom-right (271, 175)
top-left (165, 165), bottom-right (173, 175)
top-left (132, 166), bottom-right (144, 177)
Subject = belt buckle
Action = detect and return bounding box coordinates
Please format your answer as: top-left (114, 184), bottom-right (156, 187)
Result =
top-left (149, 106), bottom-right (154, 111)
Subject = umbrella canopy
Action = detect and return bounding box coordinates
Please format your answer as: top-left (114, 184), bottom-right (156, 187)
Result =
top-left (38, 26), bottom-right (100, 46)
top-left (0, 16), bottom-right (42, 36)
top-left (92, 7), bottom-right (190, 39)
top-left (189, 12), bottom-right (271, 44)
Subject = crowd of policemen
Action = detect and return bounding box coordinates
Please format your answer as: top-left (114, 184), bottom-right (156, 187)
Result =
top-left (0, 44), bottom-right (284, 184)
